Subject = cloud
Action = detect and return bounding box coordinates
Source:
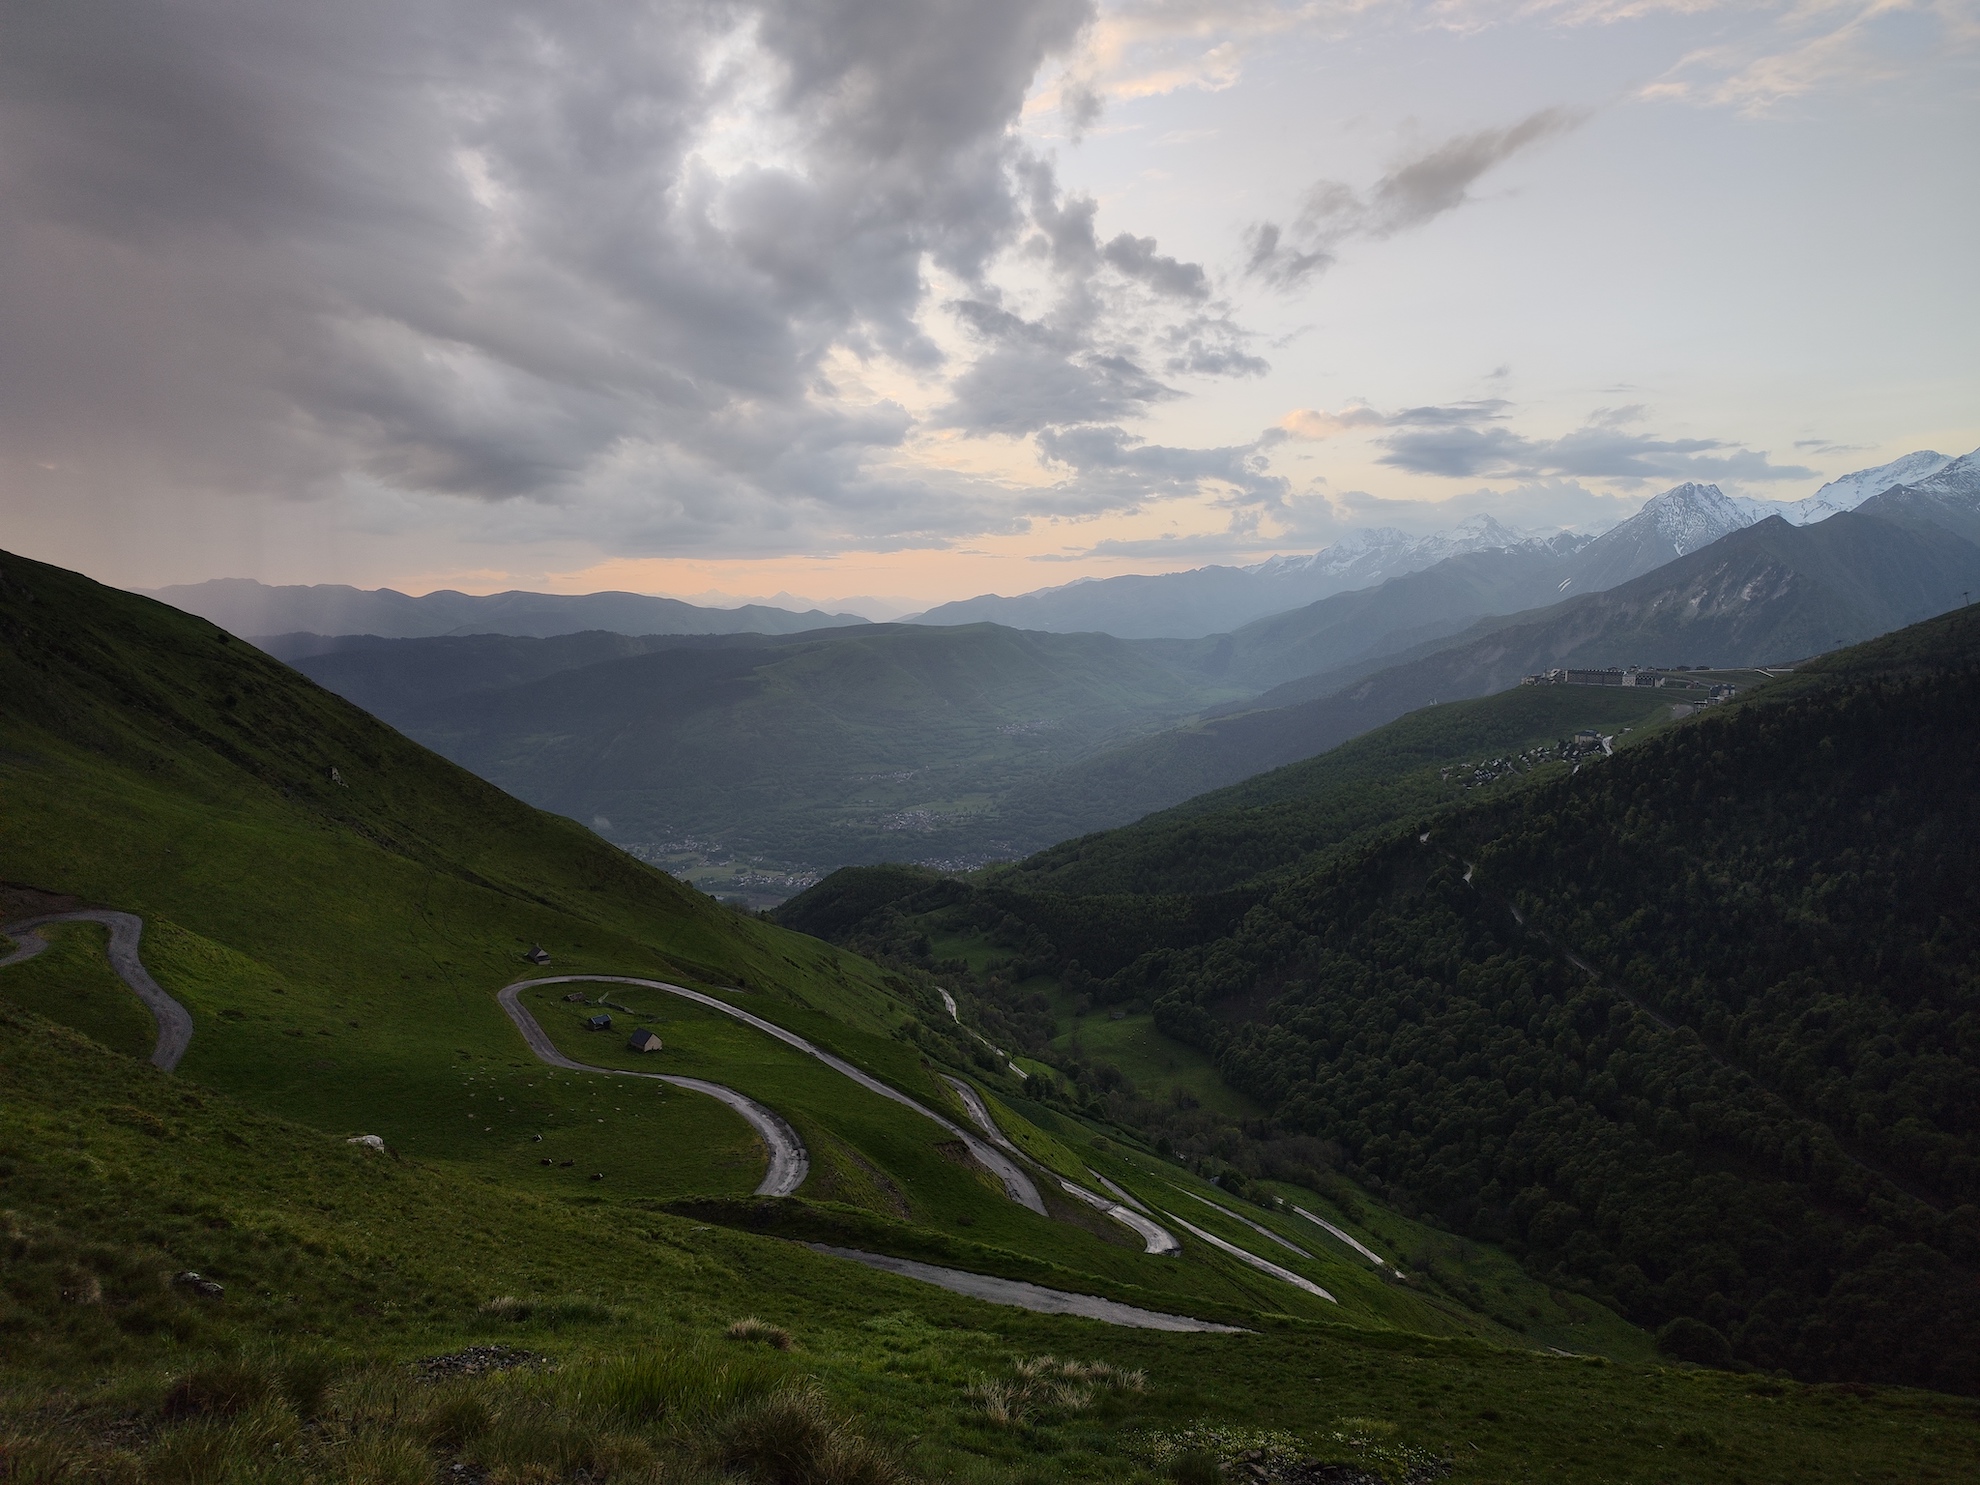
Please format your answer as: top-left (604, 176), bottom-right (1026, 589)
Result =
top-left (1271, 396), bottom-right (1812, 485)
top-left (934, 153), bottom-right (1255, 434)
top-left (0, 0), bottom-right (1101, 558)
top-left (1275, 398), bottom-right (1511, 439)
top-left (1052, 473), bottom-right (1650, 561)
top-left (1638, 0), bottom-right (1975, 114)
top-left (1276, 405), bottom-right (1391, 439)
top-left (1378, 421), bottom-right (1817, 483)
top-left (937, 301), bottom-right (1182, 434)
top-left (1033, 422), bottom-right (1290, 510)
top-left (1325, 478), bottom-right (1647, 535)
top-left (1101, 233), bottom-right (1211, 300)
top-left (1247, 107), bottom-right (1586, 287)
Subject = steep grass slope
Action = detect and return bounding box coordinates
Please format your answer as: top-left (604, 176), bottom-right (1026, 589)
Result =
top-left (5, 548), bottom-right (1979, 1478)
top-left (0, 548), bottom-right (1386, 1326)
top-left (10, 1006), bottom-right (1971, 1483)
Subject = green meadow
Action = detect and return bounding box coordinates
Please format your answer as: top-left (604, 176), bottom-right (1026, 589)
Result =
top-left (4, 546), bottom-right (1977, 1482)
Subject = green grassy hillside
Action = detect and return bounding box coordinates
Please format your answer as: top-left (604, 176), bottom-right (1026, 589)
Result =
top-left (1000, 682), bottom-right (1683, 896)
top-left (7, 545), bottom-right (1979, 1480)
top-left (0, 548), bottom-right (1385, 1328)
top-left (11, 1005), bottom-right (1972, 1484)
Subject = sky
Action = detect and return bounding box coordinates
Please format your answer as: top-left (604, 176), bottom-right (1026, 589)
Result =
top-left (2, 0), bottom-right (1975, 609)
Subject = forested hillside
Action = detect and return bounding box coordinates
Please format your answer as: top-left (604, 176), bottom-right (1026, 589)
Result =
top-left (787, 607), bottom-right (1980, 1390)
top-left (1126, 609), bottom-right (1980, 1389)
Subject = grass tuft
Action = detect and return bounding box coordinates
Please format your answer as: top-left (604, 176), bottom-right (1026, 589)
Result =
top-left (713, 1381), bottom-right (905, 1485)
top-left (726, 1316), bottom-right (797, 1351)
top-left (966, 1355), bottom-right (1145, 1428)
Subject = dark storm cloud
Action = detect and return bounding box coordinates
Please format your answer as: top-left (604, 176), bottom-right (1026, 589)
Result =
top-left (0, 0), bottom-right (1104, 552)
top-left (1248, 107), bottom-right (1585, 288)
top-left (1378, 420), bottom-right (1817, 483)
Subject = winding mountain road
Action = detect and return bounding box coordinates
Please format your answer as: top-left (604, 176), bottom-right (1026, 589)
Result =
top-left (1, 911), bottom-right (192, 1071)
top-left (1177, 1188), bottom-right (1314, 1259)
top-left (496, 979), bottom-right (808, 1197)
top-left (1289, 1205), bottom-right (1395, 1272)
top-left (499, 975), bottom-right (1045, 1213)
top-left (939, 1072), bottom-right (1180, 1254)
top-left (1161, 1212), bottom-right (1336, 1303)
top-left (808, 1244), bottom-right (1243, 1332)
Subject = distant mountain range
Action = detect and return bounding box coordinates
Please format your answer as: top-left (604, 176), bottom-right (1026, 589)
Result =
top-left (993, 471), bottom-right (1980, 844)
top-left (904, 515), bottom-right (1585, 638)
top-left (907, 448), bottom-right (1970, 640)
top-left (145, 450), bottom-right (1970, 655)
top-left (140, 578), bottom-right (870, 639)
top-left (271, 455), bottom-right (1980, 877)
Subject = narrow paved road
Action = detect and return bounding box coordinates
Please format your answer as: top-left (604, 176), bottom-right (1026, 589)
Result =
top-left (1289, 1204), bottom-right (1395, 1273)
top-left (1177, 1188), bottom-right (1313, 1258)
top-left (497, 981), bottom-right (808, 1197)
top-left (940, 1072), bottom-right (1181, 1255)
top-left (936, 986), bottom-right (1028, 1079)
top-left (501, 975), bottom-right (1045, 1212)
top-left (807, 1245), bottom-right (1244, 1332)
top-left (1160, 1212), bottom-right (1336, 1303)
top-left (1056, 1177), bottom-right (1183, 1254)
top-left (939, 1072), bottom-right (1024, 1156)
top-left (2, 911), bottom-right (192, 1071)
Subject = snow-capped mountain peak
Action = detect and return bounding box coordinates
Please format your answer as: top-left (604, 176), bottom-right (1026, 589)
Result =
top-left (1806, 449), bottom-right (1952, 512)
top-left (1247, 513), bottom-right (1544, 585)
top-left (1742, 449), bottom-right (1955, 526)
top-left (1908, 449), bottom-right (1980, 502)
top-left (1632, 482), bottom-right (1755, 555)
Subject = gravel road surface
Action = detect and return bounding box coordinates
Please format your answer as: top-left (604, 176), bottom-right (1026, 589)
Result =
top-left (2, 910), bottom-right (193, 1071)
top-left (806, 1244), bottom-right (1245, 1332)
top-left (496, 980), bottom-right (808, 1197)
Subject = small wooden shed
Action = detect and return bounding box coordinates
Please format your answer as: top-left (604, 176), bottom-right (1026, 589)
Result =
top-left (585, 1012), bottom-right (613, 1031)
top-left (525, 944), bottom-right (552, 965)
top-left (627, 1029), bottom-right (664, 1054)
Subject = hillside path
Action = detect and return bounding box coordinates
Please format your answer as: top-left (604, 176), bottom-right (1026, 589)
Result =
top-left (2, 911), bottom-right (192, 1071)
top-left (496, 980), bottom-right (808, 1197)
top-left (1159, 1212), bottom-right (1336, 1303)
top-left (807, 1245), bottom-right (1243, 1332)
top-left (499, 975), bottom-right (1046, 1213)
top-left (940, 1072), bottom-right (1181, 1255)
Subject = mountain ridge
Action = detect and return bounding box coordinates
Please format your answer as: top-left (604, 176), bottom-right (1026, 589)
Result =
top-left (143, 577), bottom-right (872, 640)
top-left (991, 505), bottom-right (1980, 845)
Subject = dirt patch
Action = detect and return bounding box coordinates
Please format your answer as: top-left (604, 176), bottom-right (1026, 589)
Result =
top-left (806, 1132), bottom-right (911, 1219)
top-left (0, 883), bottom-right (85, 922)
top-left (414, 1346), bottom-right (551, 1382)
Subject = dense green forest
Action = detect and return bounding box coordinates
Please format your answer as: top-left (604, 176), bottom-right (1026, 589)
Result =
top-left (784, 607), bottom-right (1980, 1390)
